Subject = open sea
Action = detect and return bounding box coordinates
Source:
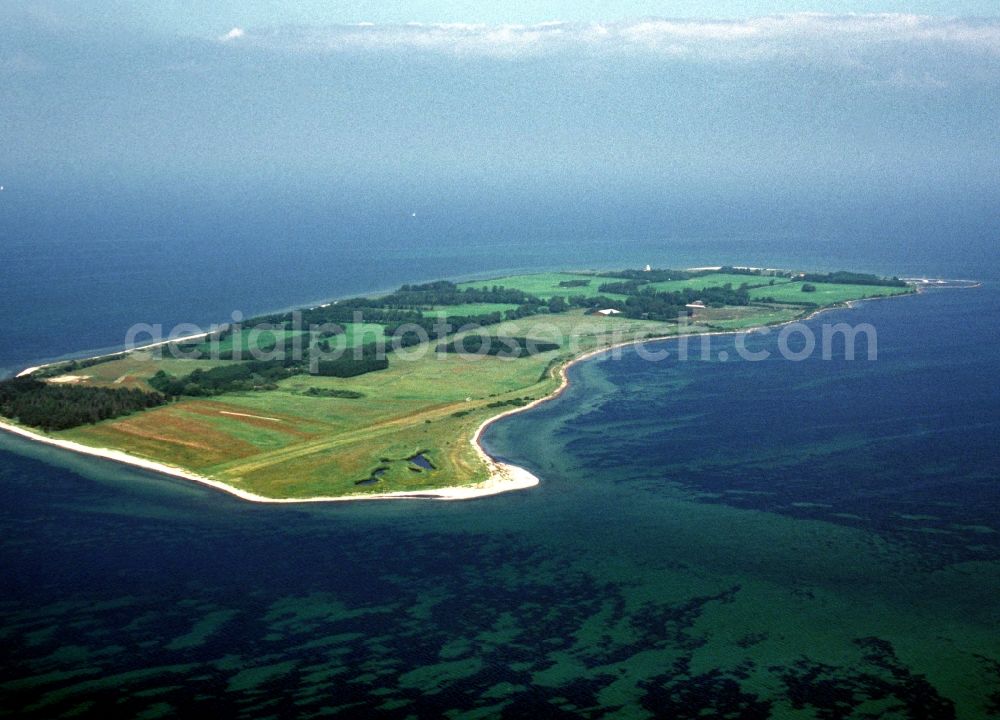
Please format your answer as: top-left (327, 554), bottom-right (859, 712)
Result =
top-left (0, 212), bottom-right (998, 717)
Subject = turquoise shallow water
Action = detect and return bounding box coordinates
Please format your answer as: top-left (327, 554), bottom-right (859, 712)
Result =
top-left (0, 285), bottom-right (998, 717)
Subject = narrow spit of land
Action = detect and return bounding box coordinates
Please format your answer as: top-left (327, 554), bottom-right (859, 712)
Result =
top-left (0, 267), bottom-right (917, 501)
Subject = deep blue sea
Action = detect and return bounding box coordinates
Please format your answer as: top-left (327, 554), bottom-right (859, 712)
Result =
top-left (0, 212), bottom-right (998, 717)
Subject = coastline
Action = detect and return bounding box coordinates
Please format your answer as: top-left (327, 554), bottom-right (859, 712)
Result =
top-left (0, 284), bottom-right (930, 504)
top-left (0, 416), bottom-right (540, 504)
top-left (13, 331), bottom-right (216, 380)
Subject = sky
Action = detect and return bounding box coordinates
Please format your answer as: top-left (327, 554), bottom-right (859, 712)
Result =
top-left (8, 1), bottom-right (1000, 33)
top-left (1, 3), bottom-right (998, 243)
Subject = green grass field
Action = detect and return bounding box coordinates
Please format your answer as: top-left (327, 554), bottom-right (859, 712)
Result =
top-left (189, 329), bottom-right (305, 357)
top-left (32, 269), bottom-right (913, 499)
top-left (749, 282), bottom-right (913, 305)
top-left (334, 322), bottom-right (386, 348)
top-left (425, 303), bottom-right (521, 318)
top-left (694, 305), bottom-right (807, 330)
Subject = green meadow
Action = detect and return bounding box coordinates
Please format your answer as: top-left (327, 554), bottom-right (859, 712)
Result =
top-left (189, 329), bottom-right (306, 357)
top-left (424, 303), bottom-right (521, 318)
top-left (749, 281), bottom-right (913, 305)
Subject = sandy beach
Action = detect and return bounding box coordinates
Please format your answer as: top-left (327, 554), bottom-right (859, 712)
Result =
top-left (13, 331), bottom-right (216, 379)
top-left (0, 416), bottom-right (542, 503)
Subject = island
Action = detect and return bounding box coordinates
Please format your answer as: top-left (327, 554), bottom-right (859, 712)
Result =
top-left (0, 267), bottom-right (915, 501)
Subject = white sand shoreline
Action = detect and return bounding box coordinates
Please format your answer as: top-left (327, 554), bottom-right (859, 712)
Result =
top-left (1, 283), bottom-right (931, 504)
top-left (0, 416), bottom-right (542, 504)
top-left (13, 331), bottom-right (215, 379)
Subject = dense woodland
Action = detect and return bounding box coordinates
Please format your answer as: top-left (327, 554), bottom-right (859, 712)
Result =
top-left (362, 281), bottom-right (540, 309)
top-left (0, 378), bottom-right (165, 431)
top-left (148, 360), bottom-right (299, 396)
top-left (436, 336), bottom-right (561, 358)
top-left (590, 282), bottom-right (751, 321)
top-left (598, 268), bottom-right (693, 282)
top-left (148, 342), bottom-right (391, 397)
top-left (312, 344), bottom-right (389, 378)
top-left (597, 280), bottom-right (649, 295)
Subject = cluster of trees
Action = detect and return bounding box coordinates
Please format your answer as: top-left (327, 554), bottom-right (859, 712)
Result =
top-left (557, 279), bottom-right (591, 288)
top-left (694, 285), bottom-right (750, 307)
top-left (599, 268), bottom-right (692, 282)
top-left (436, 336), bottom-right (560, 358)
top-left (547, 296), bottom-right (568, 313)
top-left (506, 302), bottom-right (550, 320)
top-left (296, 305), bottom-right (422, 328)
top-left (375, 281), bottom-right (541, 308)
top-left (382, 299), bottom-right (561, 348)
top-left (385, 313), bottom-right (506, 349)
top-left (618, 293), bottom-right (690, 321)
top-left (566, 294), bottom-right (627, 311)
top-left (799, 271), bottom-right (907, 287)
top-left (586, 283), bottom-right (751, 321)
top-left (716, 266), bottom-right (792, 278)
top-left (149, 341), bottom-right (392, 395)
top-left (313, 344), bottom-right (389, 377)
top-left (485, 396), bottom-right (532, 409)
top-left (149, 360), bottom-right (298, 396)
top-left (597, 280), bottom-right (648, 295)
top-left (0, 377), bottom-right (165, 431)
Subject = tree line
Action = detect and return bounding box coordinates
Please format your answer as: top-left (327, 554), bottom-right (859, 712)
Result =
top-left (436, 336), bottom-right (561, 358)
top-left (253, 281), bottom-right (548, 331)
top-left (598, 268), bottom-right (693, 282)
top-left (148, 342), bottom-right (392, 397)
top-left (587, 283), bottom-right (751, 321)
top-left (799, 271), bottom-right (907, 287)
top-left (148, 360), bottom-right (299, 396)
top-left (0, 377), bottom-right (166, 431)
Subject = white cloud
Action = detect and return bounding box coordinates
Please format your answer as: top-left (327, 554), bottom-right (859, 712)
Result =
top-left (234, 14), bottom-right (1000, 61)
top-left (220, 27), bottom-right (245, 42)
